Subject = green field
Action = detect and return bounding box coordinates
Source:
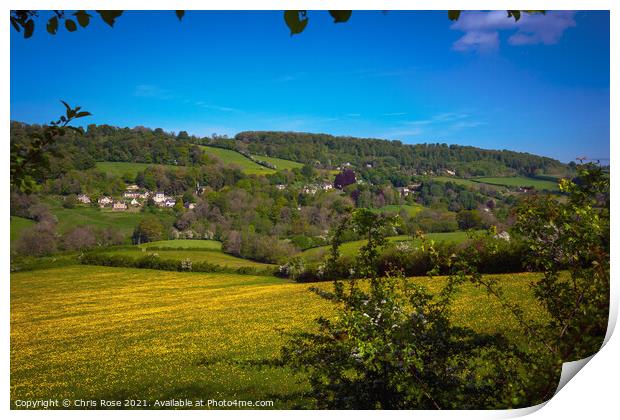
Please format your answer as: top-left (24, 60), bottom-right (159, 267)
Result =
top-left (251, 155), bottom-right (304, 171)
top-left (139, 239), bottom-right (222, 250)
top-left (431, 175), bottom-right (559, 191)
top-left (431, 176), bottom-right (487, 188)
top-left (10, 265), bottom-right (546, 408)
top-left (103, 249), bottom-right (274, 269)
top-left (474, 176), bottom-right (560, 191)
top-left (300, 231), bottom-right (473, 262)
top-left (41, 198), bottom-right (175, 239)
top-left (10, 217), bottom-right (35, 243)
top-left (368, 204), bottom-right (424, 216)
top-left (95, 161), bottom-right (184, 178)
top-left (200, 146), bottom-right (276, 175)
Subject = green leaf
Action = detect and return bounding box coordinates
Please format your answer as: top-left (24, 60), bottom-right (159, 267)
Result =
top-left (24, 19), bottom-right (34, 39)
top-left (60, 100), bottom-right (71, 112)
top-left (329, 11), bottom-right (352, 23)
top-left (284, 10), bottom-right (308, 36)
top-left (448, 10), bottom-right (461, 21)
top-left (65, 19), bottom-right (78, 32)
top-left (74, 11), bottom-right (91, 28)
top-left (11, 17), bottom-right (20, 32)
top-left (175, 10), bottom-right (185, 21)
top-left (75, 111), bottom-right (92, 118)
top-left (96, 10), bottom-right (124, 27)
top-left (46, 16), bottom-right (58, 35)
top-left (507, 10), bottom-right (522, 22)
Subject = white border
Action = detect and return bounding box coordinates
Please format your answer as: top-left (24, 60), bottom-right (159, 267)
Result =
top-left (3, 1), bottom-right (617, 419)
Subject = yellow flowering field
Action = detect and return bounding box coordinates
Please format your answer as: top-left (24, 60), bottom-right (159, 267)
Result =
top-left (10, 266), bottom-right (547, 408)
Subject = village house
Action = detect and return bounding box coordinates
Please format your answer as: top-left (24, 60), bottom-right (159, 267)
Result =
top-left (130, 198), bottom-right (140, 207)
top-left (126, 184), bottom-right (140, 192)
top-left (445, 169), bottom-right (456, 176)
top-left (275, 184), bottom-right (286, 191)
top-left (164, 198), bottom-right (176, 208)
top-left (123, 191), bottom-right (141, 199)
top-left (112, 201), bottom-right (128, 211)
top-left (321, 182), bottom-right (334, 191)
top-left (184, 202), bottom-right (196, 210)
top-left (98, 196), bottom-right (113, 207)
top-left (301, 185), bottom-right (318, 195)
top-left (396, 187), bottom-right (412, 197)
top-left (77, 194), bottom-right (91, 204)
top-left (153, 192), bottom-right (167, 205)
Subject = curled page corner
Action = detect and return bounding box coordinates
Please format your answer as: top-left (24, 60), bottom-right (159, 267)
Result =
top-left (553, 355), bottom-right (595, 396)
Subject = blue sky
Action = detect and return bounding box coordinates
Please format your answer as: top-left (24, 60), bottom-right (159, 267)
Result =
top-left (10, 10), bottom-right (609, 162)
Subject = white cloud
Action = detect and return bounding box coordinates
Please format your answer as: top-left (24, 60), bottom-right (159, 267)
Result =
top-left (451, 11), bottom-right (576, 53)
top-left (133, 84), bottom-right (173, 99)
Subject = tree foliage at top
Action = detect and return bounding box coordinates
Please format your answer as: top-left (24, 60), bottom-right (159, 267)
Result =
top-left (11, 10), bottom-right (544, 39)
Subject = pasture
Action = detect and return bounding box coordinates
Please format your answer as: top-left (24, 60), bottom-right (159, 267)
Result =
top-left (10, 265), bottom-right (546, 408)
top-left (474, 176), bottom-right (560, 191)
top-left (102, 248), bottom-right (274, 270)
top-left (251, 155), bottom-right (304, 171)
top-left (431, 175), bottom-right (559, 191)
top-left (10, 216), bottom-right (35, 243)
top-left (41, 198), bottom-right (175, 239)
top-left (200, 146), bottom-right (276, 175)
top-left (300, 231), bottom-right (473, 262)
top-left (368, 204), bottom-right (424, 216)
top-left (139, 239), bottom-right (222, 250)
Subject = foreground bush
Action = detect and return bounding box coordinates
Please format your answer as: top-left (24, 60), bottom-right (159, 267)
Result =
top-left (283, 166), bottom-right (609, 408)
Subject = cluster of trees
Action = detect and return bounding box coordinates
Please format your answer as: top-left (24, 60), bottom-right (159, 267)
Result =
top-left (164, 179), bottom-right (355, 263)
top-left (10, 122), bottom-right (208, 188)
top-left (232, 131), bottom-right (568, 177)
top-left (11, 192), bottom-right (124, 256)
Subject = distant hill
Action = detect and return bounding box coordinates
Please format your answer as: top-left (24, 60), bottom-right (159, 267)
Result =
top-left (229, 131), bottom-right (568, 178)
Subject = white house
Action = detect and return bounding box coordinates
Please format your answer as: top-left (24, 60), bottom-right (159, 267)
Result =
top-left (321, 183), bottom-right (334, 191)
top-left (275, 184), bottom-right (286, 190)
top-left (396, 187), bottom-right (412, 197)
top-left (130, 198), bottom-right (140, 207)
top-left (77, 194), bottom-right (91, 204)
top-left (112, 201), bottom-right (128, 211)
top-left (301, 185), bottom-right (318, 195)
top-left (98, 196), bottom-right (113, 207)
top-left (126, 184), bottom-right (140, 191)
top-left (445, 169), bottom-right (456, 176)
top-left (164, 199), bottom-right (176, 208)
top-left (153, 192), bottom-right (167, 204)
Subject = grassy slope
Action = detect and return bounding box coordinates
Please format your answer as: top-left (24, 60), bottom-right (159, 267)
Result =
top-left (474, 176), bottom-right (559, 191)
top-left (42, 198), bottom-right (175, 239)
top-left (431, 175), bottom-right (559, 191)
top-left (139, 239), bottom-right (222, 250)
top-left (104, 249), bottom-right (274, 269)
top-left (251, 155), bottom-right (304, 171)
top-left (368, 204), bottom-right (424, 216)
top-left (200, 146), bottom-right (276, 175)
top-left (95, 162), bottom-right (184, 178)
top-left (10, 217), bottom-right (35, 243)
top-left (300, 231), bottom-right (473, 262)
top-left (11, 266), bottom-right (546, 407)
